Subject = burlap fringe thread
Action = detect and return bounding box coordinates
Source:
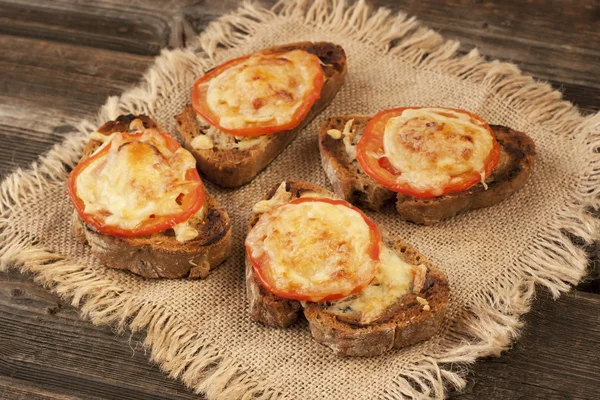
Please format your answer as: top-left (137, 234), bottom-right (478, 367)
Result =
top-left (1, 1), bottom-right (599, 399)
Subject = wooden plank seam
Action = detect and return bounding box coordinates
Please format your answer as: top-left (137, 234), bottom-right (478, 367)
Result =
top-left (1, 0), bottom-right (599, 399)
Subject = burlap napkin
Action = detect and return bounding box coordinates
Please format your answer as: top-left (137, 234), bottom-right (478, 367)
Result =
top-left (2, 1), bottom-right (599, 399)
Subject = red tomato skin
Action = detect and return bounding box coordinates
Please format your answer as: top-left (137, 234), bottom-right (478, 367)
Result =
top-left (245, 197), bottom-right (381, 303)
top-left (68, 132), bottom-right (204, 237)
top-left (192, 51), bottom-right (324, 137)
top-left (356, 107), bottom-right (501, 199)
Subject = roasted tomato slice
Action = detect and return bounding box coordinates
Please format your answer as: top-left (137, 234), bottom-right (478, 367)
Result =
top-left (192, 49), bottom-right (324, 137)
top-left (356, 107), bottom-right (501, 199)
top-left (68, 130), bottom-right (204, 237)
top-left (245, 197), bottom-right (381, 302)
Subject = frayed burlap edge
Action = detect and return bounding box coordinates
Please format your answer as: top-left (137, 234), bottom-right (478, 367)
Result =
top-left (1, 1), bottom-right (599, 399)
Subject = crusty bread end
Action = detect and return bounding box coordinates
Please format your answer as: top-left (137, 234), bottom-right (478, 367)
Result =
top-left (319, 116), bottom-right (536, 224)
top-left (175, 42), bottom-right (347, 188)
top-left (245, 180), bottom-right (449, 356)
top-left (71, 114), bottom-right (232, 279)
top-left (303, 239), bottom-right (449, 357)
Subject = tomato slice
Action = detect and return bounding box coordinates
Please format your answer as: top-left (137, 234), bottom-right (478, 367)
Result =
top-left (356, 107), bottom-right (501, 199)
top-left (68, 131), bottom-right (204, 237)
top-left (245, 197), bottom-right (381, 302)
top-left (192, 49), bottom-right (324, 137)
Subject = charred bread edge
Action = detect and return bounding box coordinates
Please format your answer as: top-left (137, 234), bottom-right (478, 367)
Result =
top-left (303, 239), bottom-right (449, 357)
top-left (175, 42), bottom-right (348, 188)
top-left (245, 180), bottom-right (450, 356)
top-left (71, 114), bottom-right (232, 279)
top-left (319, 116), bottom-right (395, 210)
top-left (245, 181), bottom-right (329, 328)
top-left (319, 116), bottom-right (536, 225)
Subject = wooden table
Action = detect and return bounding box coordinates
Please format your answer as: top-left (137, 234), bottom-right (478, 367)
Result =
top-left (1, 1), bottom-right (599, 399)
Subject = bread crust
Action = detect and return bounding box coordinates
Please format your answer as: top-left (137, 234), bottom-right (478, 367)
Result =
top-left (245, 181), bottom-right (328, 327)
top-left (245, 180), bottom-right (449, 356)
top-left (71, 114), bottom-right (232, 279)
top-left (175, 42), bottom-right (347, 188)
top-left (319, 115), bottom-right (536, 224)
top-left (320, 116), bottom-right (394, 210)
top-left (303, 239), bottom-right (449, 357)
top-left (245, 257), bottom-right (302, 328)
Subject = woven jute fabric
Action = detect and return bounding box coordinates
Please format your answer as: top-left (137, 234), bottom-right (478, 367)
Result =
top-left (2, 1), bottom-right (599, 399)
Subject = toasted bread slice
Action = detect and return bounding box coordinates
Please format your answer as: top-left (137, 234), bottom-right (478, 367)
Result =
top-left (246, 180), bottom-right (449, 356)
top-left (175, 42), bottom-right (347, 188)
top-left (319, 116), bottom-right (536, 225)
top-left (71, 114), bottom-right (232, 279)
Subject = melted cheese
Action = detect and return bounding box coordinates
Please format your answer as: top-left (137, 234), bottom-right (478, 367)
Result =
top-left (327, 246), bottom-right (417, 325)
top-left (342, 119), bottom-right (357, 161)
top-left (206, 50), bottom-right (321, 130)
top-left (195, 114), bottom-right (268, 150)
top-left (76, 129), bottom-right (200, 233)
top-left (89, 131), bottom-right (110, 143)
top-left (327, 129), bottom-right (342, 139)
top-left (382, 108), bottom-right (494, 196)
top-left (252, 182), bottom-right (293, 214)
top-left (190, 134), bottom-right (214, 150)
top-left (172, 207), bottom-right (204, 242)
top-left (246, 200), bottom-right (376, 300)
top-left (298, 191), bottom-right (333, 200)
top-left (416, 296), bottom-right (430, 311)
top-left (253, 182), bottom-right (334, 214)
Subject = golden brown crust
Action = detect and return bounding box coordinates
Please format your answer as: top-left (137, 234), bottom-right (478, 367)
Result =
top-left (395, 125), bottom-right (536, 224)
top-left (175, 42), bottom-right (347, 188)
top-left (319, 116), bottom-right (536, 224)
top-left (80, 114), bottom-right (159, 161)
top-left (303, 239), bottom-right (449, 357)
top-left (245, 180), bottom-right (449, 356)
top-left (245, 257), bottom-right (302, 328)
top-left (245, 181), bottom-right (328, 327)
top-left (71, 114), bottom-right (232, 279)
top-left (319, 116), bottom-right (394, 210)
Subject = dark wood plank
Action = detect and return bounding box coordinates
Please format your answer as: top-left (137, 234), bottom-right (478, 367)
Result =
top-left (0, 0), bottom-right (178, 55)
top-left (547, 80), bottom-right (600, 118)
top-left (450, 289), bottom-right (600, 400)
top-left (370, 0), bottom-right (600, 114)
top-left (1, 1), bottom-right (599, 399)
top-left (0, 375), bottom-right (87, 400)
top-left (0, 270), bottom-right (198, 400)
top-left (0, 100), bottom-right (82, 177)
top-left (182, 0), bottom-right (276, 36)
top-left (1, 268), bottom-right (599, 399)
top-left (0, 34), bottom-right (154, 116)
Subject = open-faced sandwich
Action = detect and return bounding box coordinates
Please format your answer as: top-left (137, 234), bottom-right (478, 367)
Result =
top-left (176, 42), bottom-right (347, 188)
top-left (245, 180), bottom-right (449, 356)
top-left (319, 107), bottom-right (536, 224)
top-left (69, 114), bottom-right (231, 279)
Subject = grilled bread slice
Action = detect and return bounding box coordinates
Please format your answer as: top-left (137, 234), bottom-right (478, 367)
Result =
top-left (71, 114), bottom-right (232, 279)
top-left (319, 116), bottom-right (536, 225)
top-left (175, 42), bottom-right (347, 188)
top-left (246, 180), bottom-right (449, 356)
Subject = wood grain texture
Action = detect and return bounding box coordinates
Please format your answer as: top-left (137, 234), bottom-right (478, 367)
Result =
top-left (1, 269), bottom-right (599, 399)
top-left (0, 271), bottom-right (198, 400)
top-left (0, 376), bottom-right (85, 400)
top-left (369, 0), bottom-right (600, 114)
top-left (0, 0), bottom-right (174, 54)
top-left (0, 100), bottom-right (81, 177)
top-left (0, 0), bottom-right (599, 399)
top-left (0, 34), bottom-right (153, 115)
top-left (450, 290), bottom-right (600, 400)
